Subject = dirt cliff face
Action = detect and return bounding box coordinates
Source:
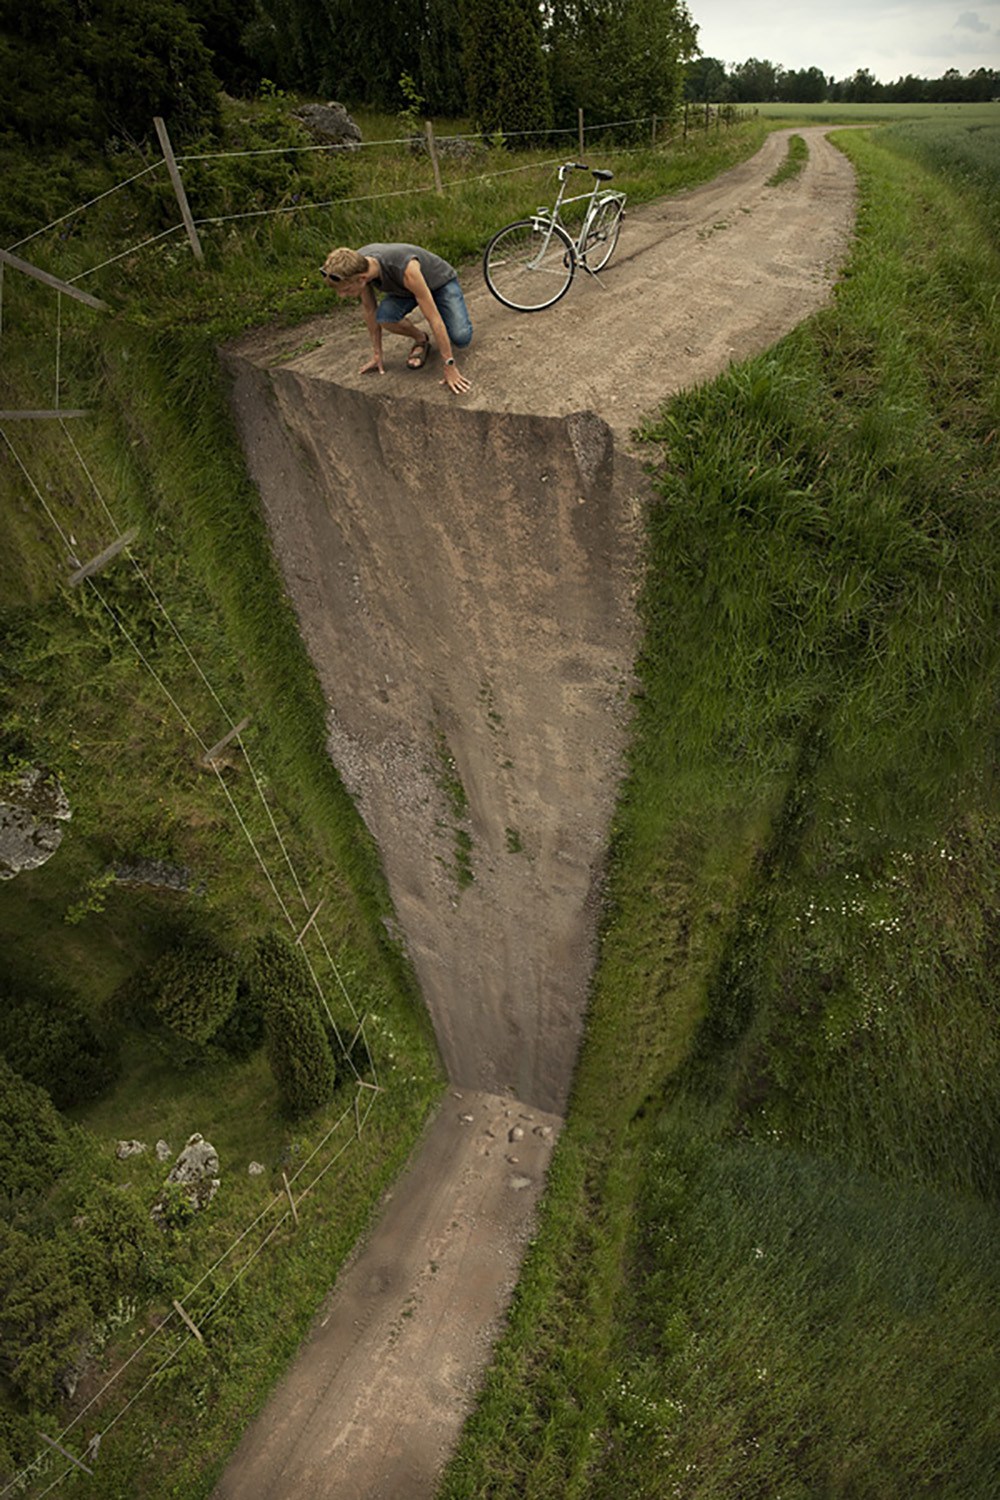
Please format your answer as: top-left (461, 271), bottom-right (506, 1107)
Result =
top-left (221, 128), bottom-right (857, 1118)
top-left (222, 354), bottom-right (643, 1114)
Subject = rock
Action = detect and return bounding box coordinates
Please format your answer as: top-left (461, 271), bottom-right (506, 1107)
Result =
top-left (290, 102), bottom-right (361, 149)
top-left (459, 1113), bottom-right (475, 1124)
top-left (151, 1132), bottom-right (221, 1223)
top-left (114, 859), bottom-right (195, 893)
top-left (248, 1161), bottom-right (266, 1176)
top-left (533, 1125), bottom-right (554, 1140)
top-left (509, 1175), bottom-right (533, 1191)
top-left (508, 1125), bottom-right (524, 1143)
top-left (116, 1140), bottom-right (147, 1160)
top-left (407, 134), bottom-right (481, 160)
top-left (0, 767), bottom-right (71, 880)
top-left (155, 1140), bottom-right (172, 1162)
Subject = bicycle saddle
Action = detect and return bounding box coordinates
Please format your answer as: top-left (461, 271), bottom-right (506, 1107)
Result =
top-left (592, 168), bottom-right (614, 181)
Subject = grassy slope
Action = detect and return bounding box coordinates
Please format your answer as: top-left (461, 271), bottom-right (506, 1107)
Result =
top-left (439, 124), bottom-right (1000, 1498)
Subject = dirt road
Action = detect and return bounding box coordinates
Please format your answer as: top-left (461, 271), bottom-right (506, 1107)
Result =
top-left (216, 127), bottom-right (858, 1498)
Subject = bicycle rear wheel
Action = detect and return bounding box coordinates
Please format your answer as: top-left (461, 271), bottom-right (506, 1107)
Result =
top-left (582, 196), bottom-right (624, 273)
top-left (483, 219), bottom-right (576, 312)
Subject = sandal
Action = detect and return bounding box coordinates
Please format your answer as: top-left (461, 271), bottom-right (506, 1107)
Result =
top-left (407, 336), bottom-right (430, 370)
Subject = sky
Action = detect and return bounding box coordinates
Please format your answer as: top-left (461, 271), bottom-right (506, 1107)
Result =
top-left (687, 0), bottom-right (1000, 81)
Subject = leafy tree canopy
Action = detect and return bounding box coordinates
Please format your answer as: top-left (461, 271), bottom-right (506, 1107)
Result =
top-left (0, 0), bottom-right (221, 150)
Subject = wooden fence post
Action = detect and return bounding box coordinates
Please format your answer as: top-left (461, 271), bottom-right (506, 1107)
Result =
top-left (578, 108), bottom-right (585, 159)
top-left (651, 113), bottom-right (657, 146)
top-left (424, 121), bottom-right (443, 195)
top-left (683, 102), bottom-right (689, 141)
top-left (153, 117), bottom-right (204, 263)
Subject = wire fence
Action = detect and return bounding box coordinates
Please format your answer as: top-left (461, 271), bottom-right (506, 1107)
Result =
top-left (2, 103), bottom-right (749, 293)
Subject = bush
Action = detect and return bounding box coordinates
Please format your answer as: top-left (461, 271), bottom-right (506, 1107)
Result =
top-left (212, 973), bottom-right (265, 1060)
top-left (0, 984), bottom-right (119, 1109)
top-left (0, 1057), bottom-right (74, 1209)
top-left (0, 1223), bottom-right (91, 1408)
top-left (68, 1181), bottom-right (165, 1319)
top-left (254, 933), bottom-right (337, 1118)
top-left (148, 940), bottom-right (241, 1047)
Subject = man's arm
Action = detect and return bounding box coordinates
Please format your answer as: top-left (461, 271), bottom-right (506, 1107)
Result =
top-left (403, 261), bottom-right (471, 394)
top-left (359, 282), bottom-right (384, 375)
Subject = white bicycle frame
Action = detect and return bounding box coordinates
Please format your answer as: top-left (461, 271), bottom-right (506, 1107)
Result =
top-left (528, 162), bottom-right (624, 272)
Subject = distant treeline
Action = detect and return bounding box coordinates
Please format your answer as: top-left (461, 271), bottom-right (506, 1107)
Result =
top-left (0, 0), bottom-right (699, 152)
top-left (687, 55), bottom-right (1000, 105)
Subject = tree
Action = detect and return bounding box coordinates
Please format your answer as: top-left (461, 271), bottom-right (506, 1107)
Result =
top-left (464, 0), bottom-right (552, 136)
top-left (255, 933), bottom-right (337, 1118)
top-left (778, 66), bottom-right (827, 103)
top-left (0, 0), bottom-right (222, 149)
top-left (685, 55), bottom-right (730, 103)
top-left (548, 0), bottom-right (697, 129)
top-left (728, 57), bottom-right (779, 103)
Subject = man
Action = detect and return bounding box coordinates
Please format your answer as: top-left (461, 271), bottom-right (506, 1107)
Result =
top-left (321, 243), bottom-right (472, 395)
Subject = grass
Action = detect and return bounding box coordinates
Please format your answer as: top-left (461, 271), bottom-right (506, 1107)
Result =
top-left (439, 117), bottom-right (1000, 1500)
top-left (0, 99), bottom-right (771, 1494)
top-left (757, 100), bottom-right (1000, 125)
top-left (766, 133), bottom-right (808, 186)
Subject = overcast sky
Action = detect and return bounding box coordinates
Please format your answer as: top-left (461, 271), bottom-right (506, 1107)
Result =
top-left (688, 0), bottom-right (1000, 81)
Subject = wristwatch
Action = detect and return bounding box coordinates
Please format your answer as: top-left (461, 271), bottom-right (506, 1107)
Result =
top-left (444, 357), bottom-right (455, 366)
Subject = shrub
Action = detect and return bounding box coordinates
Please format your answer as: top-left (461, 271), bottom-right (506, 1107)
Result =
top-left (0, 1057), bottom-right (74, 1209)
top-left (254, 933), bottom-right (337, 1118)
top-left (0, 981), bottom-right (120, 1109)
top-left (148, 940), bottom-right (241, 1047)
top-left (68, 1181), bottom-right (165, 1319)
top-left (212, 972), bottom-right (265, 1060)
top-left (0, 1223), bottom-right (91, 1408)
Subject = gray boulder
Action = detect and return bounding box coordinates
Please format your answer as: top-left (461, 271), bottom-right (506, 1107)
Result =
top-left (290, 102), bottom-right (362, 149)
top-left (0, 767), bottom-right (71, 880)
top-left (151, 1132), bottom-right (221, 1223)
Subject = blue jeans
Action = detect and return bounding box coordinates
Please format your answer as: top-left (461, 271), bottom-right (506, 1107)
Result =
top-left (376, 277), bottom-right (473, 348)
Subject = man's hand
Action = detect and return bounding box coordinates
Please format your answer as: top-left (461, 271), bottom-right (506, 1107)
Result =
top-left (441, 364), bottom-right (471, 395)
top-left (359, 354), bottom-right (385, 376)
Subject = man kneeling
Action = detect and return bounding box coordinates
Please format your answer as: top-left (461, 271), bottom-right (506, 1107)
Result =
top-left (321, 243), bottom-right (473, 395)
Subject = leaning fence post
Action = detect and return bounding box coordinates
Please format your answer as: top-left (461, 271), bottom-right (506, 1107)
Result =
top-left (424, 120), bottom-right (444, 195)
top-left (153, 116), bottom-right (204, 263)
top-left (578, 108), bottom-right (585, 159)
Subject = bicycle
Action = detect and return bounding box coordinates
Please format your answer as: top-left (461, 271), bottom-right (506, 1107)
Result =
top-left (482, 161), bottom-right (627, 313)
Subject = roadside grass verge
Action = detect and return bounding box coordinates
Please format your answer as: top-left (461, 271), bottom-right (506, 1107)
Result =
top-left (440, 123), bottom-right (999, 1499)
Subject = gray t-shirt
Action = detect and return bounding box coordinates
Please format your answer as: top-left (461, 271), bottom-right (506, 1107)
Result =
top-left (359, 243), bottom-right (457, 298)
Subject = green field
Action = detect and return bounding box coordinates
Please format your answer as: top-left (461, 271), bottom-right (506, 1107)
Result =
top-left (758, 100), bottom-right (999, 124)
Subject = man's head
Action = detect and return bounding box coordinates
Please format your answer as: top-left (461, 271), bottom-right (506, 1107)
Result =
top-left (321, 247), bottom-right (370, 297)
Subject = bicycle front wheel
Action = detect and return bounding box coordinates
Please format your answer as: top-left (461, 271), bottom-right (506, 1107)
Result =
top-left (582, 196), bottom-right (625, 273)
top-left (483, 220), bottom-right (576, 312)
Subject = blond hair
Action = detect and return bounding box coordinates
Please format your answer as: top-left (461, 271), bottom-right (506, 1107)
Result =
top-left (322, 247), bottom-right (368, 281)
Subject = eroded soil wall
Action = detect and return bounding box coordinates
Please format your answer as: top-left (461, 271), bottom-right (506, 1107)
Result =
top-left (223, 355), bottom-right (643, 1113)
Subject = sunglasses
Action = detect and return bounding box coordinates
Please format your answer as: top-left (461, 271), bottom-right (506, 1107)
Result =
top-left (320, 268), bottom-right (342, 282)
